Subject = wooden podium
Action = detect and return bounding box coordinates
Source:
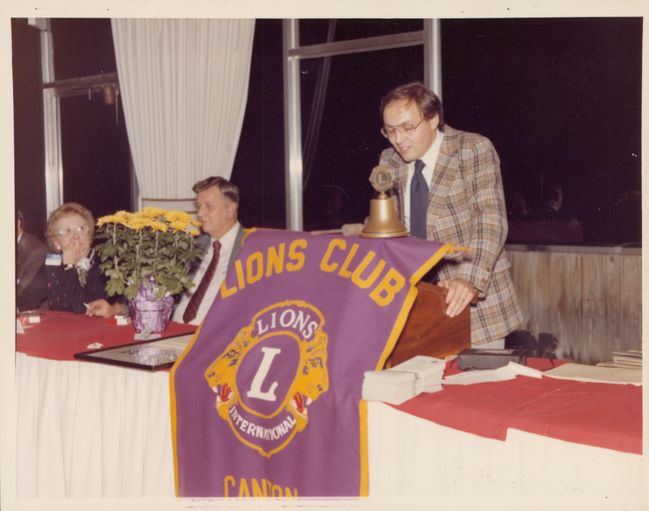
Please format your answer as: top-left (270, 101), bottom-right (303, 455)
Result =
top-left (385, 281), bottom-right (470, 367)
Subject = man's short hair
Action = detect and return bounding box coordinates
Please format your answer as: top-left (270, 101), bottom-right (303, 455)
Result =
top-left (192, 176), bottom-right (240, 204)
top-left (380, 81), bottom-right (445, 128)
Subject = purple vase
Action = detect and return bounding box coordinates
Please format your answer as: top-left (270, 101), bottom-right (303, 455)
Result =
top-left (129, 283), bottom-right (174, 334)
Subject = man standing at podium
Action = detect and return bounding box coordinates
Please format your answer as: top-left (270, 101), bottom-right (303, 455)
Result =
top-left (378, 82), bottom-right (522, 348)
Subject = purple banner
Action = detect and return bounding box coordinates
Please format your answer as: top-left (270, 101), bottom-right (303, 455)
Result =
top-left (170, 230), bottom-right (449, 497)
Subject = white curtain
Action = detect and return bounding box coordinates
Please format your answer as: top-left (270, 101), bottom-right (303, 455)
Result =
top-left (111, 19), bottom-right (255, 211)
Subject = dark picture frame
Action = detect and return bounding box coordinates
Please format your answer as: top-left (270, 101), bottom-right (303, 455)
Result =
top-left (74, 332), bottom-right (195, 371)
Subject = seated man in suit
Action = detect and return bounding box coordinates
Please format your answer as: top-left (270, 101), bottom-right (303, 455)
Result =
top-left (16, 210), bottom-right (48, 311)
top-left (172, 176), bottom-right (245, 325)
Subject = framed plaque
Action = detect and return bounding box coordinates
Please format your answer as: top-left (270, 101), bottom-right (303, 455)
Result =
top-left (74, 333), bottom-right (195, 371)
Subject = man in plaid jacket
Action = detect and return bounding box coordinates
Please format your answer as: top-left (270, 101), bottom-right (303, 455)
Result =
top-left (378, 82), bottom-right (523, 347)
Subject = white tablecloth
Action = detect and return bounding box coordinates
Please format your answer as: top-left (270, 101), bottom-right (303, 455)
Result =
top-left (16, 352), bottom-right (175, 498)
top-left (16, 352), bottom-right (646, 504)
top-left (366, 401), bottom-right (644, 502)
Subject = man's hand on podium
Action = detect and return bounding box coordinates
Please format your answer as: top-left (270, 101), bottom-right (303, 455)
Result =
top-left (437, 278), bottom-right (478, 318)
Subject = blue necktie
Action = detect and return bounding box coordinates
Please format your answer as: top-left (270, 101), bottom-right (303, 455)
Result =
top-left (410, 159), bottom-right (428, 239)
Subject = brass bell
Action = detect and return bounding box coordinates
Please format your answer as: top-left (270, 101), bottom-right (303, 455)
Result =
top-left (360, 165), bottom-right (408, 239)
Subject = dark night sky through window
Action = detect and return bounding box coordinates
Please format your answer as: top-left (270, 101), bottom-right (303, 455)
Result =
top-left (13, 17), bottom-right (642, 246)
top-left (235, 18), bottom-right (641, 244)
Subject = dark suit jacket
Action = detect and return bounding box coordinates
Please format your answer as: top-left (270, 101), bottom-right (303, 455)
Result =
top-left (16, 232), bottom-right (48, 310)
top-left (193, 223), bottom-right (245, 276)
top-left (45, 259), bottom-right (108, 314)
top-left (229, 224), bottom-right (245, 269)
top-left (380, 125), bottom-right (523, 344)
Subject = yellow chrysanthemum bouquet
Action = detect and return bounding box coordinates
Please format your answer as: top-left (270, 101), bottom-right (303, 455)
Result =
top-left (95, 207), bottom-right (204, 300)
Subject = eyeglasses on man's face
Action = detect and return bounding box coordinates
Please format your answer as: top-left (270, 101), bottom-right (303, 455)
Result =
top-left (380, 117), bottom-right (426, 139)
top-left (54, 224), bottom-right (90, 238)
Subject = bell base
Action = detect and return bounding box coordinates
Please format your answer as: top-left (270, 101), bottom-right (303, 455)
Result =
top-left (360, 228), bottom-right (409, 239)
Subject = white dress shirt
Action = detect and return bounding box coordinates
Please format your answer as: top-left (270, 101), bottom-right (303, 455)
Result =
top-left (403, 130), bottom-right (444, 230)
top-left (172, 222), bottom-right (241, 325)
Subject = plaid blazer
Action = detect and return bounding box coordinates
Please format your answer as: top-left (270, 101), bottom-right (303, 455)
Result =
top-left (379, 125), bottom-right (523, 344)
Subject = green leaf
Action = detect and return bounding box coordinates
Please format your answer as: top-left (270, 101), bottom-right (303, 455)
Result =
top-left (105, 278), bottom-right (124, 297)
top-left (125, 283), bottom-right (139, 300)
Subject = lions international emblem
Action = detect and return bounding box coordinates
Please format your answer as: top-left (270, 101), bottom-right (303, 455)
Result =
top-left (204, 300), bottom-right (329, 458)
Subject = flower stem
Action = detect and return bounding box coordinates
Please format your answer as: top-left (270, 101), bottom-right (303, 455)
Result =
top-left (112, 223), bottom-right (118, 272)
top-left (154, 230), bottom-right (159, 289)
top-left (136, 230), bottom-right (142, 285)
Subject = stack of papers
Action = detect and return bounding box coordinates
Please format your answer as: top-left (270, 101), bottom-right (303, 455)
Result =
top-left (545, 362), bottom-right (642, 385)
top-left (362, 356), bottom-right (446, 405)
top-left (597, 349), bottom-right (642, 370)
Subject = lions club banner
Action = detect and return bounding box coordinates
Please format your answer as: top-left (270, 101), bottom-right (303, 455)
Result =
top-left (170, 229), bottom-right (450, 497)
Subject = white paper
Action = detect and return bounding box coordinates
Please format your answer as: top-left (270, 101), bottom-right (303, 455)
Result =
top-left (364, 369), bottom-right (415, 385)
top-left (544, 363), bottom-right (642, 385)
top-left (443, 361), bottom-right (542, 385)
top-left (362, 356), bottom-right (447, 403)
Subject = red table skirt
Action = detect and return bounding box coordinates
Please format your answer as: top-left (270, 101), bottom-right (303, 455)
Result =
top-left (395, 359), bottom-right (642, 455)
top-left (16, 309), bottom-right (196, 361)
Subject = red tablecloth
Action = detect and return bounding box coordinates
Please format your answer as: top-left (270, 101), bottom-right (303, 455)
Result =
top-left (16, 310), bottom-right (196, 361)
top-left (395, 359), bottom-right (642, 455)
top-left (16, 311), bottom-right (642, 456)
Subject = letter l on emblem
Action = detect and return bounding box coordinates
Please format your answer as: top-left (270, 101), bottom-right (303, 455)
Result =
top-left (246, 347), bottom-right (281, 401)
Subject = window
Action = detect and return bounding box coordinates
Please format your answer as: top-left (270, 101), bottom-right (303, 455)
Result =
top-left (299, 45), bottom-right (424, 230)
top-left (441, 18), bottom-right (641, 245)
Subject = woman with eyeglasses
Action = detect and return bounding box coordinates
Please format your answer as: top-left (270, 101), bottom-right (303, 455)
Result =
top-left (43, 202), bottom-right (126, 316)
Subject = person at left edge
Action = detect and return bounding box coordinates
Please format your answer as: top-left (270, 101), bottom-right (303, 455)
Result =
top-left (16, 209), bottom-right (48, 311)
top-left (172, 176), bottom-right (245, 325)
top-left (43, 202), bottom-right (126, 317)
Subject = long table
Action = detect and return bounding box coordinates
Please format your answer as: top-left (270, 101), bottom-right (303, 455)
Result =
top-left (15, 310), bottom-right (195, 498)
top-left (368, 369), bottom-right (643, 500)
top-left (15, 311), bottom-right (644, 502)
